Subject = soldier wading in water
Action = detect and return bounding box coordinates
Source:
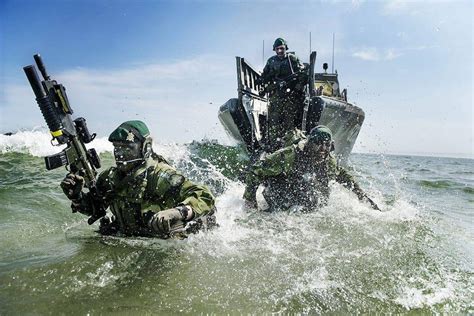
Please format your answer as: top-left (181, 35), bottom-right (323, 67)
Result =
top-left (61, 120), bottom-right (217, 238)
top-left (243, 126), bottom-right (380, 212)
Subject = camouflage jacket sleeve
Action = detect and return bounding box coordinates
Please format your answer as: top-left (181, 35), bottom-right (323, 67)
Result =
top-left (147, 163), bottom-right (215, 217)
top-left (332, 159), bottom-right (366, 201)
top-left (243, 145), bottom-right (297, 201)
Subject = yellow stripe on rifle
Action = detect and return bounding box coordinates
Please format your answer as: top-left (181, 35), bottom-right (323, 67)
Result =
top-left (51, 130), bottom-right (63, 137)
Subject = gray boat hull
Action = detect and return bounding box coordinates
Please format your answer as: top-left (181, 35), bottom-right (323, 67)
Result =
top-left (218, 55), bottom-right (365, 164)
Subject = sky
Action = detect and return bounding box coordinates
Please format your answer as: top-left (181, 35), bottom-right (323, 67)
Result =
top-left (1, 0), bottom-right (472, 158)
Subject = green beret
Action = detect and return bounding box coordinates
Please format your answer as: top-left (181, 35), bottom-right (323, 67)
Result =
top-left (273, 37), bottom-right (288, 49)
top-left (108, 120), bottom-right (150, 143)
top-left (308, 125), bottom-right (332, 144)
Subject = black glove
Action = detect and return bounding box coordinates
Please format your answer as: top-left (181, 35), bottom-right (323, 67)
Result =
top-left (148, 208), bottom-right (186, 235)
top-left (60, 173), bottom-right (84, 200)
top-left (98, 216), bottom-right (119, 235)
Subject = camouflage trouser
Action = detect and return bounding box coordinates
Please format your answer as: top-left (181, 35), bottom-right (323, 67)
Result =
top-left (267, 92), bottom-right (305, 151)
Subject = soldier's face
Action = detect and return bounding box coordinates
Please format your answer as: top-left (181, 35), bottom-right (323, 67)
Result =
top-left (307, 141), bottom-right (331, 159)
top-left (113, 142), bottom-right (143, 171)
top-left (274, 45), bottom-right (286, 57)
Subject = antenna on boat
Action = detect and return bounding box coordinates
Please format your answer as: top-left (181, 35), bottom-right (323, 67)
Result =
top-left (331, 33), bottom-right (335, 73)
top-left (309, 32), bottom-right (312, 54)
top-left (262, 40), bottom-right (265, 66)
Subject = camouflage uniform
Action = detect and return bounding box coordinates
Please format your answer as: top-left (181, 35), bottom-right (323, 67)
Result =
top-left (71, 155), bottom-right (216, 237)
top-left (243, 138), bottom-right (368, 211)
top-left (64, 121), bottom-right (216, 238)
top-left (261, 47), bottom-right (307, 151)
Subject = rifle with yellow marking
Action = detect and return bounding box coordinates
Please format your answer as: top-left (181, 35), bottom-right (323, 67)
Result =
top-left (23, 54), bottom-right (106, 224)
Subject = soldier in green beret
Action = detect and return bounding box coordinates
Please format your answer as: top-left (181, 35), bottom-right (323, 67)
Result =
top-left (243, 126), bottom-right (380, 212)
top-left (61, 120), bottom-right (217, 238)
top-left (259, 37), bottom-right (308, 151)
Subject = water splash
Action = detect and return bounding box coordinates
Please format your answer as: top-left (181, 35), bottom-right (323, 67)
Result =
top-left (0, 134), bottom-right (472, 313)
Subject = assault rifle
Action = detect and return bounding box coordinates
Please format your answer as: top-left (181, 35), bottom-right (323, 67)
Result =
top-left (23, 54), bottom-right (106, 225)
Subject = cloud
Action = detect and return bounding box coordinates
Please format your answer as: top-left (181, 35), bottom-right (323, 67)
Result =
top-left (352, 47), bottom-right (404, 61)
top-left (352, 45), bottom-right (437, 62)
top-left (2, 55), bottom-right (237, 143)
top-left (385, 49), bottom-right (403, 60)
top-left (352, 47), bottom-right (381, 61)
top-left (321, 0), bottom-right (365, 10)
top-left (383, 0), bottom-right (409, 13)
top-left (350, 0), bottom-right (366, 9)
top-left (382, 0), bottom-right (423, 16)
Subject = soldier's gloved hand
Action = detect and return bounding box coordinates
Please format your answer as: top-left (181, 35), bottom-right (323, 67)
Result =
top-left (60, 173), bottom-right (84, 200)
top-left (148, 207), bottom-right (190, 235)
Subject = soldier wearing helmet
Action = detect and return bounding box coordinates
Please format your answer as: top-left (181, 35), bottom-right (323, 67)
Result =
top-left (61, 120), bottom-right (217, 238)
top-left (243, 126), bottom-right (380, 212)
top-left (259, 37), bottom-right (308, 151)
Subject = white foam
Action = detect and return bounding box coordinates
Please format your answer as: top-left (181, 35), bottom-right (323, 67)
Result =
top-left (0, 129), bottom-right (113, 157)
top-left (394, 279), bottom-right (456, 309)
top-left (0, 130), bottom-right (200, 159)
top-left (325, 181), bottom-right (421, 223)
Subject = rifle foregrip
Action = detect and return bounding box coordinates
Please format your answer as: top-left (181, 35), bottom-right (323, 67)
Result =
top-left (37, 95), bottom-right (62, 133)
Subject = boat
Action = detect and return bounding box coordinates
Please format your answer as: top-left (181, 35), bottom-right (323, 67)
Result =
top-left (218, 52), bottom-right (365, 164)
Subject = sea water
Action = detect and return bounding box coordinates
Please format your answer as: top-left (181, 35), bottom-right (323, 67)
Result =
top-left (0, 131), bottom-right (472, 314)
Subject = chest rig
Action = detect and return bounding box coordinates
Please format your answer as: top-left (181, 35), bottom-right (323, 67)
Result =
top-left (270, 55), bottom-right (295, 80)
top-left (105, 158), bottom-right (184, 236)
top-left (104, 164), bottom-right (149, 235)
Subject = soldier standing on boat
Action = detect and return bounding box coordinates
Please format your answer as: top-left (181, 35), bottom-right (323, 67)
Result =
top-left (243, 125), bottom-right (380, 212)
top-left (60, 120), bottom-right (217, 238)
top-left (259, 37), bottom-right (308, 151)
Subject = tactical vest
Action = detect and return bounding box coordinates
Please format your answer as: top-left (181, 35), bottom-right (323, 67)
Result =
top-left (263, 151), bottom-right (334, 211)
top-left (103, 158), bottom-right (185, 236)
top-left (267, 54), bottom-right (297, 81)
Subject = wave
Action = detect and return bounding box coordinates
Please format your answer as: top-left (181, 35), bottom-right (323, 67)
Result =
top-left (462, 187), bottom-right (474, 194)
top-left (419, 180), bottom-right (457, 189)
top-left (1, 132), bottom-right (473, 313)
top-left (0, 130), bottom-right (113, 157)
top-left (418, 180), bottom-right (474, 196)
top-left (0, 130), bottom-right (217, 161)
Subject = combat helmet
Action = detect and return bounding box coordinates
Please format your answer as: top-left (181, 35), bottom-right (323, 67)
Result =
top-left (308, 125), bottom-right (333, 144)
top-left (273, 37), bottom-right (288, 50)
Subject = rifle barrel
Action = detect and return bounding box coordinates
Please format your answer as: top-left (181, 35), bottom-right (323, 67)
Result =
top-left (34, 54), bottom-right (50, 80)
